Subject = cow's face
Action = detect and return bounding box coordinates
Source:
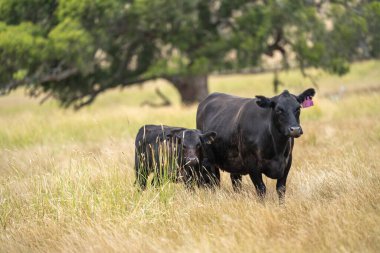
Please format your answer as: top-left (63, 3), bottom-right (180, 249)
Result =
top-left (256, 88), bottom-right (315, 138)
top-left (175, 130), bottom-right (217, 166)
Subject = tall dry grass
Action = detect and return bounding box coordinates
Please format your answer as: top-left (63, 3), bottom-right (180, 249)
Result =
top-left (0, 61), bottom-right (379, 252)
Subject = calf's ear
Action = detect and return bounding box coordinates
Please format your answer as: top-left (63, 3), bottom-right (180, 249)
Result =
top-left (256, 95), bottom-right (274, 108)
top-left (297, 88), bottom-right (316, 103)
top-left (165, 132), bottom-right (182, 143)
top-left (165, 133), bottom-right (173, 140)
top-left (174, 132), bottom-right (184, 144)
top-left (201, 131), bottom-right (217, 144)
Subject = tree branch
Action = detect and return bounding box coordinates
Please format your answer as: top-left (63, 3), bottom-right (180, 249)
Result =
top-left (140, 88), bottom-right (171, 107)
top-left (39, 92), bottom-right (53, 105)
top-left (0, 68), bottom-right (79, 95)
top-left (265, 29), bottom-right (285, 57)
top-left (121, 76), bottom-right (159, 87)
top-left (72, 75), bottom-right (160, 110)
top-left (73, 90), bottom-right (101, 110)
top-left (298, 57), bottom-right (320, 90)
top-left (265, 29), bottom-right (290, 69)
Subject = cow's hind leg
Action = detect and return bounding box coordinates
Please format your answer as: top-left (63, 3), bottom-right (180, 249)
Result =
top-left (249, 170), bottom-right (266, 201)
top-left (230, 173), bottom-right (242, 192)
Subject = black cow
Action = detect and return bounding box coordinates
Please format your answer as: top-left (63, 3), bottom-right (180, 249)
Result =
top-left (134, 125), bottom-right (217, 190)
top-left (196, 89), bottom-right (315, 203)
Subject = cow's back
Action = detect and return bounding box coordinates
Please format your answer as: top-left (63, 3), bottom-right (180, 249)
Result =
top-left (196, 93), bottom-right (252, 134)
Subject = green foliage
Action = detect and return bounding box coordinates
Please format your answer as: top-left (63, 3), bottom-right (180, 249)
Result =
top-left (0, 0), bottom-right (57, 26)
top-left (363, 2), bottom-right (380, 57)
top-left (0, 22), bottom-right (48, 83)
top-left (49, 18), bottom-right (95, 73)
top-left (0, 0), bottom-right (378, 107)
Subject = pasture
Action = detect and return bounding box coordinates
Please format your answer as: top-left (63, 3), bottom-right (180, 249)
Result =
top-left (1, 61), bottom-right (379, 252)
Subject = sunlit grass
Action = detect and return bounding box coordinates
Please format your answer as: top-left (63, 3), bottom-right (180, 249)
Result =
top-left (0, 60), bottom-right (379, 252)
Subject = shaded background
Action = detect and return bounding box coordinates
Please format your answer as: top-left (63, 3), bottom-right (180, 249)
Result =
top-left (1, 0), bottom-right (379, 107)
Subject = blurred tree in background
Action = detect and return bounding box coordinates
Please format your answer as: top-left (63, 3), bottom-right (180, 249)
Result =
top-left (0, 0), bottom-right (379, 108)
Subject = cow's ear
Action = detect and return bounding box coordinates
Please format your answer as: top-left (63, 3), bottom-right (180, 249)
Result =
top-left (201, 131), bottom-right (217, 144)
top-left (297, 88), bottom-right (316, 103)
top-left (256, 95), bottom-right (274, 108)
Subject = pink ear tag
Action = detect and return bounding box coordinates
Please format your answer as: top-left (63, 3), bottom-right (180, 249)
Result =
top-left (302, 97), bottom-right (314, 108)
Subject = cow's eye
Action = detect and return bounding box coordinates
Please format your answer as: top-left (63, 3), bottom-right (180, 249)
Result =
top-left (276, 108), bottom-right (284, 114)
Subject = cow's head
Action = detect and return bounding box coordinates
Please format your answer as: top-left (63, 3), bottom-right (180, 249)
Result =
top-left (169, 130), bottom-right (217, 166)
top-left (256, 88), bottom-right (315, 138)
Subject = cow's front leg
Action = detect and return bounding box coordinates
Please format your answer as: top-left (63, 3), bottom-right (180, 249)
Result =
top-left (230, 173), bottom-right (242, 191)
top-left (212, 167), bottom-right (221, 187)
top-left (276, 155), bottom-right (292, 205)
top-left (200, 165), bottom-right (220, 188)
top-left (249, 169), bottom-right (266, 200)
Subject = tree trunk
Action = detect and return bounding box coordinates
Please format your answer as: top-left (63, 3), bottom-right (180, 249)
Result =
top-left (166, 75), bottom-right (209, 105)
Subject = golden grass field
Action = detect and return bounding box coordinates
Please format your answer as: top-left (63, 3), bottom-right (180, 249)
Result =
top-left (1, 61), bottom-right (380, 252)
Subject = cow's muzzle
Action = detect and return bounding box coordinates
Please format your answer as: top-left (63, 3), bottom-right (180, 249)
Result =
top-left (289, 126), bottom-right (303, 138)
top-left (185, 157), bottom-right (199, 166)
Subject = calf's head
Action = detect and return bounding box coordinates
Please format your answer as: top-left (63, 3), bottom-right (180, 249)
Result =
top-left (256, 88), bottom-right (315, 138)
top-left (170, 130), bottom-right (217, 166)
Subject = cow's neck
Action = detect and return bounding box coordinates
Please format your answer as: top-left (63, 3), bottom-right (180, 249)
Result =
top-left (268, 119), bottom-right (290, 156)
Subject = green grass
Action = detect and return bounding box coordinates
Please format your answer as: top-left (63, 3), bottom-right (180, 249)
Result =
top-left (0, 60), bottom-right (380, 252)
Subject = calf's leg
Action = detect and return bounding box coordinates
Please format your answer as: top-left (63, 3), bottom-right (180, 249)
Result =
top-left (135, 153), bottom-right (148, 190)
